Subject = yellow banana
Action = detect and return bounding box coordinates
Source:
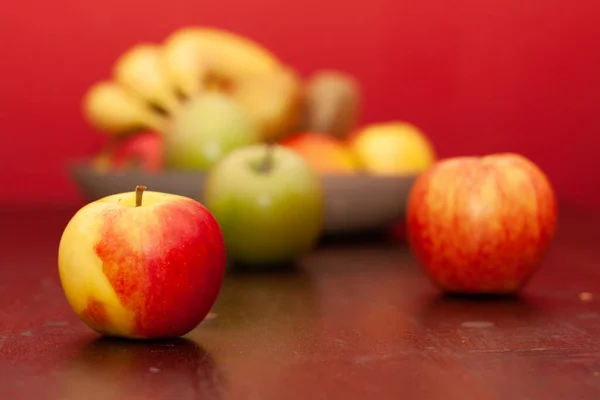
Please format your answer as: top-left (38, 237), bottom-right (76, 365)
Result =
top-left (82, 81), bottom-right (167, 135)
top-left (113, 44), bottom-right (180, 114)
top-left (162, 26), bottom-right (283, 98)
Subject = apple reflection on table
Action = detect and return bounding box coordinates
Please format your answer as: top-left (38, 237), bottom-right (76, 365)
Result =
top-left (60, 337), bottom-right (225, 400)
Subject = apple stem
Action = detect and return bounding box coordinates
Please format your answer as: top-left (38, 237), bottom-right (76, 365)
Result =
top-left (135, 185), bottom-right (147, 207)
top-left (258, 141), bottom-right (275, 173)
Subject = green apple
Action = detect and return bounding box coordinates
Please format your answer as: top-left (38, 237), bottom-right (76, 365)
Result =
top-left (164, 92), bottom-right (260, 170)
top-left (203, 143), bottom-right (325, 266)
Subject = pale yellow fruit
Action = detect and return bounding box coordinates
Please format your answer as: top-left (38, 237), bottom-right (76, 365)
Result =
top-left (82, 81), bottom-right (167, 135)
top-left (58, 198), bottom-right (135, 337)
top-left (162, 26), bottom-right (282, 98)
top-left (113, 43), bottom-right (180, 113)
top-left (232, 67), bottom-right (303, 141)
top-left (349, 122), bottom-right (436, 175)
top-left (161, 36), bottom-right (206, 98)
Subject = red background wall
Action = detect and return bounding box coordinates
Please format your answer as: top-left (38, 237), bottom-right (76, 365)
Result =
top-left (1, 0), bottom-right (599, 209)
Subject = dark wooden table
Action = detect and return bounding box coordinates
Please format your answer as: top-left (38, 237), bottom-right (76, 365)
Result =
top-left (2, 206), bottom-right (600, 400)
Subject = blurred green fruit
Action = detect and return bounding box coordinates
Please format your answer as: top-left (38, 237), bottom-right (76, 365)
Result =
top-left (203, 144), bottom-right (324, 266)
top-left (164, 92), bottom-right (260, 170)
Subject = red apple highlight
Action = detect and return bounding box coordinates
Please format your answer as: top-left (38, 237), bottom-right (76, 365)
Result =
top-left (407, 153), bottom-right (558, 294)
top-left (58, 186), bottom-right (227, 339)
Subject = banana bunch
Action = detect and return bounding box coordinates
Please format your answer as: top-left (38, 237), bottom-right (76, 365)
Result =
top-left (83, 26), bottom-right (363, 147)
top-left (83, 26), bottom-right (307, 142)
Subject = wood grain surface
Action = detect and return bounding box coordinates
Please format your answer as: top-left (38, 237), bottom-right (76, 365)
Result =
top-left (1, 207), bottom-right (600, 400)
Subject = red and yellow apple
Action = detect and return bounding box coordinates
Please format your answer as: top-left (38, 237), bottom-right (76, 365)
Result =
top-left (92, 131), bottom-right (164, 173)
top-left (57, 186), bottom-right (227, 339)
top-left (407, 153), bottom-right (557, 294)
top-left (279, 132), bottom-right (361, 174)
top-left (348, 122), bottom-right (436, 175)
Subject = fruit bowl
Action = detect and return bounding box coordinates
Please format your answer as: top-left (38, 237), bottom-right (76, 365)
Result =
top-left (73, 25), bottom-right (438, 240)
top-left (69, 161), bottom-right (416, 234)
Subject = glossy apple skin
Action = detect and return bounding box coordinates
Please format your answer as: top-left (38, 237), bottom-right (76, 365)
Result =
top-left (407, 153), bottom-right (557, 295)
top-left (203, 144), bottom-right (325, 266)
top-left (280, 132), bottom-right (361, 174)
top-left (58, 191), bottom-right (226, 339)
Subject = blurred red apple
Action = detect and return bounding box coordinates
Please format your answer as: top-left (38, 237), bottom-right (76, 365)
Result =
top-left (92, 131), bottom-right (164, 172)
top-left (407, 153), bottom-right (557, 295)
